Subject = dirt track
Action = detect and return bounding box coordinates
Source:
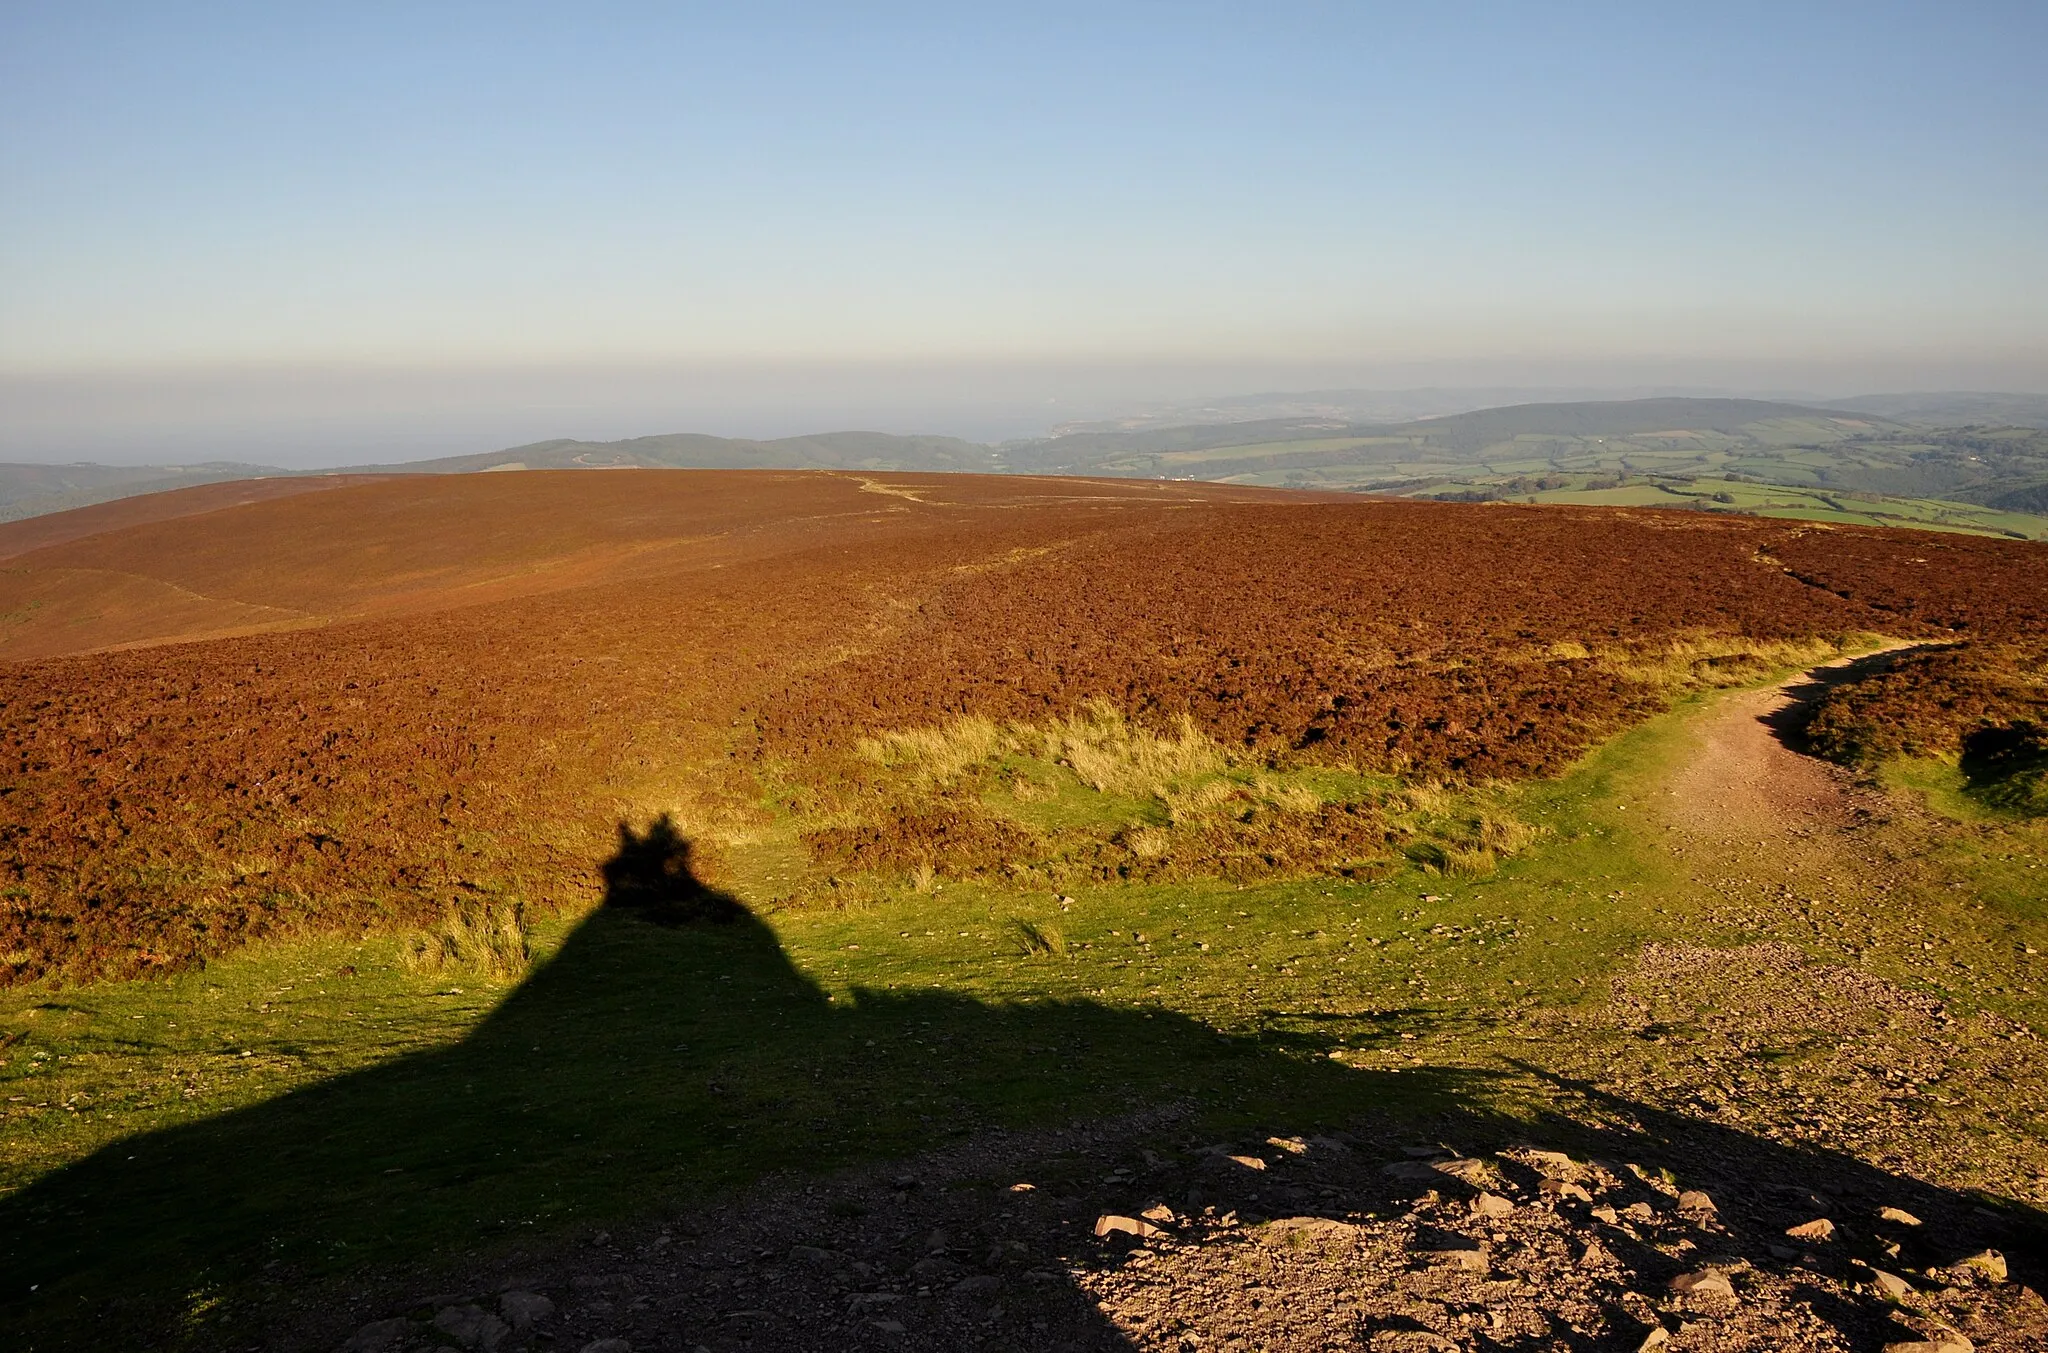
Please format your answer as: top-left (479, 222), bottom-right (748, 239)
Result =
top-left (1660, 646), bottom-right (1920, 849)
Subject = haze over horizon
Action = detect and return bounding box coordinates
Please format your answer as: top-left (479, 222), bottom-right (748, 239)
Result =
top-left (3, 3), bottom-right (2045, 464)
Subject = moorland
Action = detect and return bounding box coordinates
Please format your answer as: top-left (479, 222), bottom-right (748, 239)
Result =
top-left (0, 468), bottom-right (2044, 1351)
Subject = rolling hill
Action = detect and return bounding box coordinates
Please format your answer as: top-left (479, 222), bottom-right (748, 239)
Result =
top-left (1002, 397), bottom-right (2048, 538)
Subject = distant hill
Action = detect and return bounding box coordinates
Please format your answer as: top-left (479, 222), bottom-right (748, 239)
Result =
top-left (998, 397), bottom-right (2048, 540)
top-left (5, 399), bottom-right (2046, 540)
top-left (1825, 391), bottom-right (2048, 429)
top-left (357, 430), bottom-right (999, 475)
top-left (0, 432), bottom-right (993, 527)
top-left (1002, 397), bottom-right (1901, 474)
top-left (0, 461), bottom-right (284, 523)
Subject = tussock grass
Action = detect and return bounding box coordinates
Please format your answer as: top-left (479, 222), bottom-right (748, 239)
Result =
top-left (1013, 918), bottom-right (1067, 957)
top-left (858, 716), bottom-right (1008, 786)
top-left (859, 701), bottom-right (1227, 800)
top-left (1039, 702), bottom-right (1225, 797)
top-left (1122, 826), bottom-right (1171, 860)
top-left (400, 901), bottom-right (531, 982)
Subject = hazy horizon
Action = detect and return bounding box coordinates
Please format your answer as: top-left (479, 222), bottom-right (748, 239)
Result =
top-left (4, 5), bottom-right (2045, 464)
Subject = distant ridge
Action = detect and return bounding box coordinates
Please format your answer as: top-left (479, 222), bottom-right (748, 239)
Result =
top-left (353, 430), bottom-right (998, 476)
top-left (3, 396), bottom-right (2045, 539)
top-left (1002, 397), bottom-right (1897, 470)
top-left (1822, 391), bottom-right (2048, 429)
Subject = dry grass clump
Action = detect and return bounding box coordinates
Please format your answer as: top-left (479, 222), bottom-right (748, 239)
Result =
top-left (1402, 810), bottom-right (1542, 880)
top-left (1013, 918), bottom-right (1067, 957)
top-left (1038, 702), bottom-right (1225, 797)
top-left (857, 702), bottom-right (1224, 799)
top-left (858, 716), bottom-right (1009, 786)
top-left (1601, 633), bottom-right (1871, 691)
top-left (400, 900), bottom-right (531, 981)
top-left (1121, 826), bottom-right (1171, 859)
top-left (1162, 775), bottom-right (1321, 826)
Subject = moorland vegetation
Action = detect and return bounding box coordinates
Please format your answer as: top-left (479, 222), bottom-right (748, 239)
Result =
top-left (8, 480), bottom-right (2042, 986)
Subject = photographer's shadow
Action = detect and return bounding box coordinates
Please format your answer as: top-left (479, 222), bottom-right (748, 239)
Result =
top-left (0, 817), bottom-right (1440, 1349)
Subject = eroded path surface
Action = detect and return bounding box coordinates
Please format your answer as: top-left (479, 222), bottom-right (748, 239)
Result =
top-left (1659, 645), bottom-right (1919, 851)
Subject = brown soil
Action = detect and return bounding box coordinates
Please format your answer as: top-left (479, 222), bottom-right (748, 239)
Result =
top-left (302, 1044), bottom-right (2045, 1353)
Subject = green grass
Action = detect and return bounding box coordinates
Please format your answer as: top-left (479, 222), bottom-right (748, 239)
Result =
top-left (4, 663), bottom-right (2044, 1344)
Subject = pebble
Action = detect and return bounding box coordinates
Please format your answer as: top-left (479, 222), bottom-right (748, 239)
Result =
top-left (1417, 1243), bottom-right (1489, 1273)
top-left (1471, 1192), bottom-right (1515, 1217)
top-left (1094, 1214), bottom-right (1164, 1239)
top-left (1668, 1269), bottom-right (1736, 1300)
top-left (433, 1304), bottom-right (509, 1351)
top-left (498, 1291), bottom-right (554, 1328)
top-left (342, 1317), bottom-right (412, 1353)
top-left (1541, 1177), bottom-right (1593, 1203)
top-left (1953, 1249), bottom-right (2007, 1282)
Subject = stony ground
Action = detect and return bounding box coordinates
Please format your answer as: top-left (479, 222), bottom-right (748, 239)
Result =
top-left (316, 1096), bottom-right (2041, 1353)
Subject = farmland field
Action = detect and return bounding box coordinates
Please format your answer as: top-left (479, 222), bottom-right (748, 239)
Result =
top-left (1, 470), bottom-right (2045, 1351)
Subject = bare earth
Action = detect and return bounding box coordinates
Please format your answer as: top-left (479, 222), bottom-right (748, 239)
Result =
top-left (1661, 645), bottom-right (1921, 849)
top-left (301, 658), bottom-right (2046, 1353)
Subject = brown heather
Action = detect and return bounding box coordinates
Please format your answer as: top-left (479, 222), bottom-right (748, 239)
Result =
top-left (0, 470), bottom-right (2042, 983)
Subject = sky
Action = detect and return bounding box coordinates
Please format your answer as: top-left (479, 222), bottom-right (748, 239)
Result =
top-left (2, 2), bottom-right (2045, 463)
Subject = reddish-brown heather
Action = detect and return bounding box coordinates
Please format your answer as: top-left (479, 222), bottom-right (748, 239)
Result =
top-left (0, 471), bottom-right (2042, 983)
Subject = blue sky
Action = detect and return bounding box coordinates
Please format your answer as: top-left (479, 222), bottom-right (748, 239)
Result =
top-left (1, 3), bottom-right (2044, 458)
